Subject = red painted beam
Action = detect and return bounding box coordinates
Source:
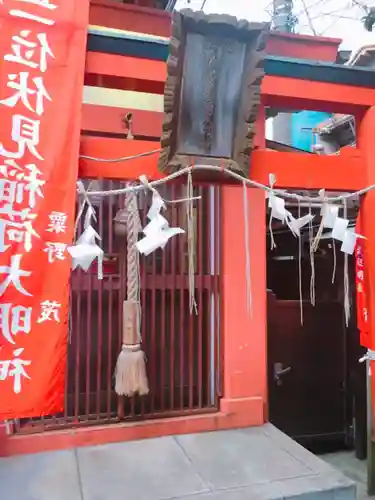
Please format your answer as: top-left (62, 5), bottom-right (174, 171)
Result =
top-left (266, 32), bottom-right (341, 62)
top-left (80, 137), bottom-right (162, 179)
top-left (251, 147), bottom-right (366, 191)
top-left (262, 76), bottom-right (375, 114)
top-left (85, 52), bottom-right (166, 85)
top-left (89, 0), bottom-right (171, 37)
top-left (84, 52), bottom-right (375, 113)
top-left (81, 104), bottom-right (163, 138)
top-left (79, 137), bottom-right (366, 191)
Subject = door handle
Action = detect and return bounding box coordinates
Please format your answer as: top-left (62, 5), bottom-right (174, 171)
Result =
top-left (274, 362), bottom-right (292, 383)
top-left (276, 367), bottom-right (292, 378)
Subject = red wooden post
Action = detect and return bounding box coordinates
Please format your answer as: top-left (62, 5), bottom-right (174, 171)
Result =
top-left (0, 422), bottom-right (8, 456)
top-left (220, 186), bottom-right (267, 426)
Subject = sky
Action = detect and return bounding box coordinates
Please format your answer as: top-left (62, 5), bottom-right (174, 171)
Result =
top-left (175, 0), bottom-right (375, 52)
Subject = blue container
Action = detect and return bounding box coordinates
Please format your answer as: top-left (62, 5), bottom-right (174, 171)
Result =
top-left (291, 111), bottom-right (331, 152)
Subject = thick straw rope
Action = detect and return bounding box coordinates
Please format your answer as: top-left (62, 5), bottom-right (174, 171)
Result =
top-left (81, 164), bottom-right (369, 203)
top-left (125, 188), bottom-right (142, 305)
top-left (124, 186), bottom-right (143, 351)
top-left (114, 186), bottom-right (148, 397)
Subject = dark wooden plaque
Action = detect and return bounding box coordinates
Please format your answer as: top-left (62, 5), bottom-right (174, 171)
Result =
top-left (158, 9), bottom-right (270, 177)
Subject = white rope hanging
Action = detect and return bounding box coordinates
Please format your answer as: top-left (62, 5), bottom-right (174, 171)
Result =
top-left (78, 151), bottom-right (374, 204)
top-left (74, 155), bottom-right (367, 326)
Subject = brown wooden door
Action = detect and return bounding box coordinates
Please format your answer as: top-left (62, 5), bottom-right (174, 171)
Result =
top-left (267, 293), bottom-right (347, 443)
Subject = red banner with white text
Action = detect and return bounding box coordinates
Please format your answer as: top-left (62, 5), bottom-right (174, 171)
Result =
top-left (355, 229), bottom-right (370, 349)
top-left (0, 0), bottom-right (89, 419)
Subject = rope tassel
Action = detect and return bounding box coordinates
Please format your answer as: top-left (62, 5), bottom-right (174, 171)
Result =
top-left (114, 185), bottom-right (149, 397)
top-left (114, 301), bottom-right (148, 397)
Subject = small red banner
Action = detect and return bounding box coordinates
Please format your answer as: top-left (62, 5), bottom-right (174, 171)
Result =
top-left (355, 238), bottom-right (370, 348)
top-left (0, 0), bottom-right (89, 419)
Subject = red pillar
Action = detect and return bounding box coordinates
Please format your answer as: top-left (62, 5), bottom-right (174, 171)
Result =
top-left (358, 106), bottom-right (375, 431)
top-left (0, 423), bottom-right (6, 455)
top-left (220, 185), bottom-right (267, 426)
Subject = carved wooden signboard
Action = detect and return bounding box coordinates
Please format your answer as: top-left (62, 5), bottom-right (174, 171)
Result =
top-left (158, 9), bottom-right (270, 177)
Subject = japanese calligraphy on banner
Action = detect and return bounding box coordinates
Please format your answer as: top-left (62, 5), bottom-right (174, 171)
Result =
top-left (355, 238), bottom-right (370, 348)
top-left (0, 0), bottom-right (89, 419)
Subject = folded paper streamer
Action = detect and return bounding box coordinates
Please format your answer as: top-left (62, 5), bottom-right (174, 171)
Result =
top-left (267, 175), bottom-right (314, 236)
top-left (269, 195), bottom-right (286, 222)
top-left (267, 174), bottom-right (287, 222)
top-left (143, 214), bottom-right (169, 236)
top-left (68, 225), bottom-right (104, 278)
top-left (147, 192), bottom-right (165, 220)
top-left (136, 179), bottom-right (185, 256)
top-left (332, 217), bottom-right (349, 242)
top-left (286, 212), bottom-right (315, 237)
top-left (321, 204), bottom-right (339, 229)
top-left (318, 206), bottom-right (365, 255)
top-left (341, 228), bottom-right (366, 255)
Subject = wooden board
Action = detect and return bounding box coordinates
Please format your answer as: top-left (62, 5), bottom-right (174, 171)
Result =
top-left (158, 9), bottom-right (270, 177)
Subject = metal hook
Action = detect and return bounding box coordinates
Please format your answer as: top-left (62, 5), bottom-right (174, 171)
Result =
top-left (123, 112), bottom-right (134, 140)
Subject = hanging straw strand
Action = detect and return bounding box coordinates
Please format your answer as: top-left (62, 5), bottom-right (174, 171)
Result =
top-left (308, 207), bottom-right (316, 307)
top-left (332, 237), bottom-right (337, 284)
top-left (297, 200), bottom-right (303, 325)
top-left (187, 170), bottom-right (197, 314)
top-left (242, 181), bottom-right (253, 316)
top-left (343, 199), bottom-right (350, 327)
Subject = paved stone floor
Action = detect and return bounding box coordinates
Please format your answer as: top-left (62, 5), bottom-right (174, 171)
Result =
top-left (0, 424), bottom-right (356, 500)
top-left (322, 451), bottom-right (375, 500)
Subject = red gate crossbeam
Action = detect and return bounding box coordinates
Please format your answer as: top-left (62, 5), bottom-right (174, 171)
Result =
top-left (80, 51), bottom-right (372, 192)
top-left (80, 136), bottom-right (365, 192)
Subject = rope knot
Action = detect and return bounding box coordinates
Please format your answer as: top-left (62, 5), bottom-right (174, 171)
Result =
top-left (359, 349), bottom-right (375, 363)
top-left (122, 343), bottom-right (141, 353)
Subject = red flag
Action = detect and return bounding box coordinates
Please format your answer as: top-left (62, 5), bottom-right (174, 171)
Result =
top-left (355, 238), bottom-right (370, 349)
top-left (0, 0), bottom-right (89, 419)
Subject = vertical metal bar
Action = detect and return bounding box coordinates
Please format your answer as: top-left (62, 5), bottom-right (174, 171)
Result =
top-left (207, 186), bottom-right (216, 407)
top-left (215, 187), bottom-right (222, 404)
top-left (170, 184), bottom-right (177, 411)
top-left (64, 293), bottom-right (71, 419)
top-left (74, 288), bottom-right (81, 422)
top-left (188, 296), bottom-right (194, 408)
top-left (117, 190), bottom-right (126, 420)
top-left (150, 196), bottom-right (157, 415)
top-left (96, 193), bottom-right (104, 419)
top-left (179, 190), bottom-right (185, 410)
top-left (212, 187), bottom-right (217, 405)
top-left (140, 190), bottom-right (147, 417)
top-left (160, 201), bottom-right (167, 413)
top-left (187, 182), bottom-right (194, 410)
top-left (74, 209), bottom-right (83, 423)
top-left (85, 224), bottom-right (93, 421)
top-left (197, 187), bottom-right (204, 409)
top-left (107, 182), bottom-right (114, 418)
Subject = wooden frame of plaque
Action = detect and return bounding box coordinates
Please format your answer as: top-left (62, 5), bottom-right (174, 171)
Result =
top-left (158, 9), bottom-right (270, 177)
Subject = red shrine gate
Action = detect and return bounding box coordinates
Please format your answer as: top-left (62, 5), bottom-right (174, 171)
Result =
top-left (3, 0), bottom-right (375, 462)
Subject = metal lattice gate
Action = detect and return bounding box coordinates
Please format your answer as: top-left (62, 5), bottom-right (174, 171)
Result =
top-left (14, 183), bottom-right (221, 433)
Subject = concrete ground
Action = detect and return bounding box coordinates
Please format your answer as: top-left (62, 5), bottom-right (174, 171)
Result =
top-left (323, 451), bottom-right (375, 500)
top-left (0, 423), bottom-right (356, 500)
